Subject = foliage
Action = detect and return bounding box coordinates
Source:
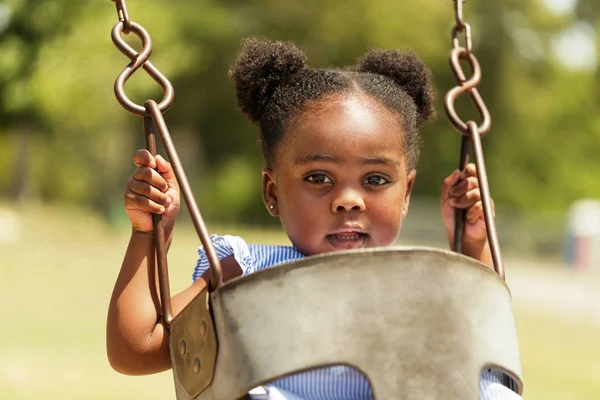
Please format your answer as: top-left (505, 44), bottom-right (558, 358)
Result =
top-left (0, 0), bottom-right (598, 222)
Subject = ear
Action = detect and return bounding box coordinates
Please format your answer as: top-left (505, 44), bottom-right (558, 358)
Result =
top-left (262, 167), bottom-right (279, 216)
top-left (402, 170), bottom-right (417, 219)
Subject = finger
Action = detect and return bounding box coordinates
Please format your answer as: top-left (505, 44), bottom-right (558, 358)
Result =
top-left (443, 169), bottom-right (461, 186)
top-left (450, 176), bottom-right (479, 198)
top-left (133, 167), bottom-right (169, 192)
top-left (127, 177), bottom-right (172, 207)
top-left (441, 169), bottom-right (460, 205)
top-left (133, 149), bottom-right (156, 168)
top-left (155, 155), bottom-right (178, 188)
top-left (460, 163), bottom-right (477, 180)
top-left (466, 201), bottom-right (484, 224)
top-left (449, 188), bottom-right (481, 209)
top-left (466, 199), bottom-right (496, 222)
top-left (124, 189), bottom-right (166, 214)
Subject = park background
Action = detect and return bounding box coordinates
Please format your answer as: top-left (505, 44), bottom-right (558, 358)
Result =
top-left (1, 0), bottom-right (600, 398)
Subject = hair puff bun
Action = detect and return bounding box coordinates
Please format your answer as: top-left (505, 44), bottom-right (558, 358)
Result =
top-left (358, 50), bottom-right (435, 126)
top-left (229, 37), bottom-right (307, 123)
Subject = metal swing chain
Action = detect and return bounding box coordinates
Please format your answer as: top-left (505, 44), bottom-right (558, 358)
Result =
top-left (110, 0), bottom-right (224, 326)
top-left (444, 0), bottom-right (505, 280)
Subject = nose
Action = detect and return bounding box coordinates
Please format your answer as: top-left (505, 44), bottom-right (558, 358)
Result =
top-left (331, 186), bottom-right (366, 213)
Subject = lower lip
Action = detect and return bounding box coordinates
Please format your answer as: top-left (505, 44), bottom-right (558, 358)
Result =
top-left (326, 233), bottom-right (369, 250)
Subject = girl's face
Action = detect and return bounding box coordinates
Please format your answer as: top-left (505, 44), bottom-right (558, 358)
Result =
top-left (262, 93), bottom-right (416, 256)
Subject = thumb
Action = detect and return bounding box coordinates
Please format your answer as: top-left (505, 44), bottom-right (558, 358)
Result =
top-left (155, 155), bottom-right (178, 188)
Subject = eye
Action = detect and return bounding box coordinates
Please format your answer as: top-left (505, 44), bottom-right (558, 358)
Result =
top-left (304, 173), bottom-right (333, 185)
top-left (363, 174), bottom-right (391, 186)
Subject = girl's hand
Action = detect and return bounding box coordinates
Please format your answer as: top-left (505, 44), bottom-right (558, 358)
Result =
top-left (440, 163), bottom-right (493, 266)
top-left (124, 150), bottom-right (180, 236)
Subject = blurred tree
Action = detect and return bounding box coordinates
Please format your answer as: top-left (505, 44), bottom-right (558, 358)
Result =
top-left (0, 0), bottom-right (598, 224)
top-left (0, 0), bottom-right (77, 201)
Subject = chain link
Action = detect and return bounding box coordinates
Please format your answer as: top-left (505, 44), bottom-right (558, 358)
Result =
top-left (452, 0), bottom-right (472, 53)
top-left (109, 1), bottom-right (224, 322)
top-left (444, 48), bottom-right (490, 136)
top-left (111, 20), bottom-right (175, 116)
top-left (452, 23), bottom-right (472, 54)
top-left (444, 0), bottom-right (489, 136)
top-left (111, 0), bottom-right (131, 33)
top-left (444, 1), bottom-right (505, 280)
top-left (454, 0), bottom-right (466, 30)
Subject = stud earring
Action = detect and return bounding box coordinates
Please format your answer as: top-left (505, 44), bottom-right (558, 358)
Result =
top-left (270, 204), bottom-right (275, 210)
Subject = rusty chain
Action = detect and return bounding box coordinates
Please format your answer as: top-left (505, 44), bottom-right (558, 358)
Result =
top-left (444, 0), bottom-right (505, 280)
top-left (445, 0), bottom-right (490, 136)
top-left (110, 1), bottom-right (224, 326)
top-left (452, 0), bottom-right (472, 53)
top-left (112, 0), bottom-right (131, 33)
top-left (110, 11), bottom-right (174, 117)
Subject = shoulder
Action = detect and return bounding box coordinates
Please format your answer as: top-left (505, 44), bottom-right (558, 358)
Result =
top-left (193, 235), bottom-right (304, 282)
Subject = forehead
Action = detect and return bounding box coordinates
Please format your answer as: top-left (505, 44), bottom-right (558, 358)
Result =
top-left (279, 94), bottom-right (405, 163)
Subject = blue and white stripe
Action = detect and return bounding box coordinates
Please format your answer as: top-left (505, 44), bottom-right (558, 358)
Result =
top-left (193, 235), bottom-right (304, 281)
top-left (193, 235), bottom-right (522, 400)
top-left (271, 366), bottom-right (372, 399)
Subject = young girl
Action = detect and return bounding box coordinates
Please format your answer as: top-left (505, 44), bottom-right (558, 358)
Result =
top-left (107, 38), bottom-right (521, 400)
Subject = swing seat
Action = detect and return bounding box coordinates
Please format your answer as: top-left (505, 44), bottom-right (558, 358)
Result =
top-left (169, 247), bottom-right (523, 400)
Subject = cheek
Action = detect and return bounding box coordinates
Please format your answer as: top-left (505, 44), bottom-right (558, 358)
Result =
top-left (278, 183), bottom-right (324, 229)
top-left (369, 188), bottom-right (405, 234)
top-left (372, 200), bottom-right (402, 224)
top-left (279, 197), bottom-right (328, 254)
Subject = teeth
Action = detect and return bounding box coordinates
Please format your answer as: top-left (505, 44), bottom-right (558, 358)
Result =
top-left (334, 234), bottom-right (360, 240)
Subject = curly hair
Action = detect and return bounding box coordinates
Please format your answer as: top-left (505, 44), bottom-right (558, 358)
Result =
top-left (228, 37), bottom-right (435, 170)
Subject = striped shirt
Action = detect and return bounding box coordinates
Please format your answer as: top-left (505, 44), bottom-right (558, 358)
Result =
top-left (193, 235), bottom-right (522, 400)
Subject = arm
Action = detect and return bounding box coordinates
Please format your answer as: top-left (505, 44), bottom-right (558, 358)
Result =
top-left (440, 163), bottom-right (494, 268)
top-left (106, 238), bottom-right (241, 375)
top-left (106, 150), bottom-right (242, 375)
top-left (106, 232), bottom-right (208, 375)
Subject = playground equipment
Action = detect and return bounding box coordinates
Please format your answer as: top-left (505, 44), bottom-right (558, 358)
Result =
top-left (109, 1), bottom-right (524, 398)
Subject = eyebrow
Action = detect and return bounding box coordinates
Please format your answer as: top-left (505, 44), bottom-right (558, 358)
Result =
top-left (360, 156), bottom-right (401, 167)
top-left (294, 154), bottom-right (401, 167)
top-left (294, 154), bottom-right (340, 165)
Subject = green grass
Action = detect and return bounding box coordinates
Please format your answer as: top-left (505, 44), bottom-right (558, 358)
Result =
top-left (1, 204), bottom-right (599, 399)
top-left (514, 310), bottom-right (600, 399)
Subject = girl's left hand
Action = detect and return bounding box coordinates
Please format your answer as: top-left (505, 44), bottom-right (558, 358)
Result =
top-left (440, 163), bottom-right (494, 265)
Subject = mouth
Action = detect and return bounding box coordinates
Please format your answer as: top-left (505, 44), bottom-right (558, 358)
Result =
top-left (326, 230), bottom-right (369, 250)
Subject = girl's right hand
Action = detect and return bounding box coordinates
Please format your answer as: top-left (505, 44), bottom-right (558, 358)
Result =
top-left (124, 149), bottom-right (180, 235)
